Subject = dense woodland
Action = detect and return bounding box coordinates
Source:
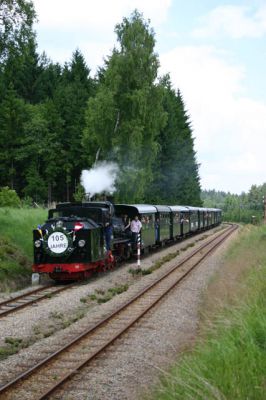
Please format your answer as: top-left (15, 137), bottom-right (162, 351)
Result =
top-left (202, 183), bottom-right (266, 223)
top-left (0, 1), bottom-right (201, 205)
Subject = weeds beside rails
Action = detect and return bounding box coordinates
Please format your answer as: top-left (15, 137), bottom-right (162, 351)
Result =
top-left (0, 307), bottom-right (86, 361)
top-left (150, 225), bottom-right (266, 400)
top-left (80, 284), bottom-right (129, 304)
top-left (129, 242), bottom-right (197, 276)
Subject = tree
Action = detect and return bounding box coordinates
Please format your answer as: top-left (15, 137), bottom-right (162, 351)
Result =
top-left (147, 77), bottom-right (201, 205)
top-left (174, 90), bottom-right (201, 205)
top-left (3, 36), bottom-right (43, 103)
top-left (54, 49), bottom-right (95, 201)
top-left (0, 0), bottom-right (36, 62)
top-left (18, 102), bottom-right (49, 201)
top-left (41, 100), bottom-right (64, 203)
top-left (0, 186), bottom-right (21, 207)
top-left (0, 86), bottom-right (28, 190)
top-left (83, 10), bottom-right (167, 202)
top-left (201, 186), bottom-right (266, 223)
top-left (35, 55), bottom-right (62, 101)
top-left (0, 1), bottom-right (41, 106)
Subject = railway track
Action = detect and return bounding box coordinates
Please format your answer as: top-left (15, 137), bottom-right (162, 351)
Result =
top-left (0, 224), bottom-right (237, 400)
top-left (0, 226), bottom-right (224, 320)
top-left (0, 284), bottom-right (75, 319)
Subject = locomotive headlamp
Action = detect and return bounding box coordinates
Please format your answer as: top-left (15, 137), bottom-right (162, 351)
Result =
top-left (56, 220), bottom-right (64, 228)
top-left (34, 240), bottom-right (41, 248)
top-left (78, 240), bottom-right (86, 247)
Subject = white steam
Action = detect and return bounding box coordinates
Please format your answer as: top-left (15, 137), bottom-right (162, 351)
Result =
top-left (81, 161), bottom-right (119, 198)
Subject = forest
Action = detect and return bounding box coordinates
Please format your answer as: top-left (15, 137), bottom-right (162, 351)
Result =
top-left (0, 1), bottom-right (201, 206)
top-left (202, 183), bottom-right (266, 223)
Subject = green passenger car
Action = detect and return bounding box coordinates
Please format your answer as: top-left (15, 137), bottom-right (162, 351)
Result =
top-left (114, 204), bottom-right (157, 247)
top-left (154, 205), bottom-right (171, 243)
top-left (168, 206), bottom-right (189, 238)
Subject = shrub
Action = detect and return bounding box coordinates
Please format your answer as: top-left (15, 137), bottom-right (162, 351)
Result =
top-left (73, 184), bottom-right (85, 201)
top-left (0, 187), bottom-right (21, 208)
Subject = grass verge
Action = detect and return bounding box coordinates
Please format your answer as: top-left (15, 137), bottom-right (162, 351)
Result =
top-left (149, 224), bottom-right (266, 400)
top-left (0, 207), bottom-right (46, 291)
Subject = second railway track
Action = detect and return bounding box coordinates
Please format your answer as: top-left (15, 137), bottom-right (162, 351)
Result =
top-left (0, 284), bottom-right (76, 319)
top-left (0, 223), bottom-right (237, 400)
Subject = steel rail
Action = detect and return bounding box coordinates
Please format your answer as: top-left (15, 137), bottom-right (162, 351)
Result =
top-left (0, 283), bottom-right (75, 318)
top-left (0, 224), bottom-right (237, 400)
top-left (0, 224), bottom-right (226, 319)
top-left (0, 285), bottom-right (53, 307)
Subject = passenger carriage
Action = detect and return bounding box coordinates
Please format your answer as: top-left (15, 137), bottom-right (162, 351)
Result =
top-left (114, 204), bottom-right (157, 248)
top-left (186, 206), bottom-right (199, 233)
top-left (154, 205), bottom-right (171, 244)
top-left (168, 206), bottom-right (189, 238)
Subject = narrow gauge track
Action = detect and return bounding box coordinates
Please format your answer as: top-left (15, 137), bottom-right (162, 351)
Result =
top-left (0, 224), bottom-right (237, 400)
top-left (0, 284), bottom-right (75, 319)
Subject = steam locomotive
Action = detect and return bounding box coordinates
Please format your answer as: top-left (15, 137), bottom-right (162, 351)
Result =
top-left (33, 201), bottom-right (222, 281)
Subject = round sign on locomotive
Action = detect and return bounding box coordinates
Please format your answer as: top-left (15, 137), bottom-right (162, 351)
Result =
top-left (48, 232), bottom-right (68, 253)
top-left (32, 202), bottom-right (222, 281)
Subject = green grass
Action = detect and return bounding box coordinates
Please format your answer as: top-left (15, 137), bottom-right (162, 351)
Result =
top-left (0, 207), bottom-right (47, 290)
top-left (0, 236), bottom-right (31, 289)
top-left (0, 207), bottom-right (47, 258)
top-left (149, 225), bottom-right (266, 400)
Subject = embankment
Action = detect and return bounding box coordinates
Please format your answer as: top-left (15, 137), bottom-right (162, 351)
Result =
top-left (0, 208), bottom-right (46, 291)
top-left (149, 224), bottom-right (266, 400)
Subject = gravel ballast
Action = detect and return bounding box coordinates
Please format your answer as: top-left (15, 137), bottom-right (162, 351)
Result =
top-left (0, 227), bottom-right (223, 346)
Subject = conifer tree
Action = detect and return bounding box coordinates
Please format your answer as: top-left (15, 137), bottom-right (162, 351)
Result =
top-left (3, 36), bottom-right (43, 103)
top-left (147, 77), bottom-right (201, 205)
top-left (0, 86), bottom-right (28, 190)
top-left (174, 90), bottom-right (201, 205)
top-left (54, 50), bottom-right (95, 200)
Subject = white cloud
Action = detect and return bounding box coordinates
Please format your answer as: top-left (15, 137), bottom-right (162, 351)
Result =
top-left (160, 45), bottom-right (266, 193)
top-left (192, 4), bottom-right (266, 39)
top-left (33, 0), bottom-right (172, 70)
top-left (33, 0), bottom-right (171, 30)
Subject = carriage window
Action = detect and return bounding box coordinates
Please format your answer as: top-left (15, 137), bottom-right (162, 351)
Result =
top-left (161, 213), bottom-right (169, 224)
top-left (141, 214), bottom-right (154, 226)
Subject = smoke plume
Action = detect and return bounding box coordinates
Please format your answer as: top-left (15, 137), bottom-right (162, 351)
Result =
top-left (81, 161), bottom-right (119, 198)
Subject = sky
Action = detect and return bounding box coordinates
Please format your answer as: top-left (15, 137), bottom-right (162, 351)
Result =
top-left (32, 0), bottom-right (266, 194)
